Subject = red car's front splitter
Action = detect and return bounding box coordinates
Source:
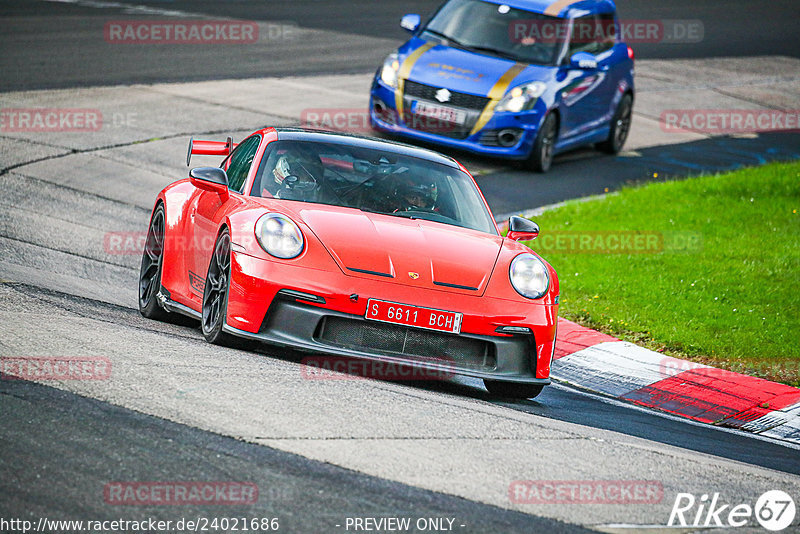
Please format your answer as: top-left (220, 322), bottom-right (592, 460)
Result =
top-left (225, 251), bottom-right (557, 383)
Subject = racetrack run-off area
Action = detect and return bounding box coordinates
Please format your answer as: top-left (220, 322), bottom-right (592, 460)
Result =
top-left (553, 318), bottom-right (800, 444)
top-left (3, 57), bottom-right (800, 532)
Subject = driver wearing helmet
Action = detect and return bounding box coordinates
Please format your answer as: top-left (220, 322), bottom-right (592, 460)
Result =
top-left (395, 176), bottom-right (438, 212)
top-left (270, 146), bottom-right (325, 201)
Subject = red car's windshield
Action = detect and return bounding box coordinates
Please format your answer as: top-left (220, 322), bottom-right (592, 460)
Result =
top-left (251, 140), bottom-right (497, 235)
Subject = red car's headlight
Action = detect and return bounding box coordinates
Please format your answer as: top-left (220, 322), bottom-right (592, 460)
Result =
top-left (255, 213), bottom-right (304, 259)
top-left (509, 253), bottom-right (549, 299)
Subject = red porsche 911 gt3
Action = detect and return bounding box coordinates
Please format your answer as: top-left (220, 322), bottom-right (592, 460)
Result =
top-left (139, 128), bottom-right (558, 398)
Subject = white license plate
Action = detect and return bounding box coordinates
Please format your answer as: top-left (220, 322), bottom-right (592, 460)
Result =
top-left (365, 299), bottom-right (463, 334)
top-left (412, 101), bottom-right (467, 125)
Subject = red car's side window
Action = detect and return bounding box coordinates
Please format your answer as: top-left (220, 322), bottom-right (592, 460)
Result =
top-left (225, 135), bottom-right (261, 193)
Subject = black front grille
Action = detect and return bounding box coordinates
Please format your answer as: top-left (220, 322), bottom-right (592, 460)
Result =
top-left (401, 80), bottom-right (487, 140)
top-left (404, 80), bottom-right (490, 111)
top-left (317, 317), bottom-right (496, 371)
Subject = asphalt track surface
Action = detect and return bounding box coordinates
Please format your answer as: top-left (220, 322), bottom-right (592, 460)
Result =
top-left (3, 0), bottom-right (799, 215)
top-left (1, 377), bottom-right (587, 533)
top-left (2, 0), bottom-right (799, 91)
top-left (1, 282), bottom-right (799, 531)
top-left (2, 1), bottom-right (800, 532)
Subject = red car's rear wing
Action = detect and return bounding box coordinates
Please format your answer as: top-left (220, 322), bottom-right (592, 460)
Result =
top-left (186, 136), bottom-right (238, 166)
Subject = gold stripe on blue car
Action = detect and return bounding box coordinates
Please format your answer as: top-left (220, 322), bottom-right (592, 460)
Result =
top-left (469, 63), bottom-right (527, 136)
top-left (544, 0), bottom-right (584, 16)
top-left (395, 41), bottom-right (437, 117)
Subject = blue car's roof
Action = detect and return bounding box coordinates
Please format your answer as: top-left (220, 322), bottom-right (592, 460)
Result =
top-left (479, 0), bottom-right (616, 18)
top-left (274, 128), bottom-right (461, 169)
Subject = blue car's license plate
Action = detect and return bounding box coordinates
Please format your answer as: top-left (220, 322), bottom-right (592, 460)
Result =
top-left (411, 101), bottom-right (467, 125)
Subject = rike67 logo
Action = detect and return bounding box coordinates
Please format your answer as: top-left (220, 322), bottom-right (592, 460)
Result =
top-left (669, 490), bottom-right (796, 531)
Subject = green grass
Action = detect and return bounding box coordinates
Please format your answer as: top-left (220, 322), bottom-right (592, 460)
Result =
top-left (525, 161), bottom-right (800, 386)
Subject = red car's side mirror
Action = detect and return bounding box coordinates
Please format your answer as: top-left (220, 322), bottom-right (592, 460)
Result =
top-left (189, 167), bottom-right (230, 200)
top-left (507, 216), bottom-right (539, 241)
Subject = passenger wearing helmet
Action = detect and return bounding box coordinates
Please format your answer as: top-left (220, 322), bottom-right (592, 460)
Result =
top-left (395, 176), bottom-right (438, 212)
top-left (270, 146), bottom-right (325, 201)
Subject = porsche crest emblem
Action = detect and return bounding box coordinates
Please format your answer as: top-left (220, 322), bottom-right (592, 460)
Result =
top-left (408, 272), bottom-right (420, 280)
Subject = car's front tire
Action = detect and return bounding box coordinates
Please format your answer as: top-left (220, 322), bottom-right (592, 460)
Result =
top-left (597, 93), bottom-right (632, 154)
top-left (201, 228), bottom-right (239, 346)
top-left (484, 380), bottom-right (544, 399)
top-left (525, 112), bottom-right (558, 173)
top-left (139, 205), bottom-right (170, 321)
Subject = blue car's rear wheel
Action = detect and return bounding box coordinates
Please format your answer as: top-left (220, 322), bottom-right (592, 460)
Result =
top-left (598, 93), bottom-right (632, 154)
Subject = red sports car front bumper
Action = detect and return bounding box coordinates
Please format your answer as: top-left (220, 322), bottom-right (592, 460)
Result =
top-left (225, 251), bottom-right (557, 383)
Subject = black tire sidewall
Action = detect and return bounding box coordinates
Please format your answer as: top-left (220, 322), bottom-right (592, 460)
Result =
top-left (601, 93), bottom-right (632, 153)
top-left (138, 205), bottom-right (168, 319)
top-left (527, 113), bottom-right (557, 173)
top-left (202, 230), bottom-right (231, 343)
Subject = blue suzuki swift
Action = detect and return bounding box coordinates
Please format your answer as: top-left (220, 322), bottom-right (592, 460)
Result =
top-left (370, 0), bottom-right (634, 172)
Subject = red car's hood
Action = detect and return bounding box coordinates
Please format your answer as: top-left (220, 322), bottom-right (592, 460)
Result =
top-left (296, 205), bottom-right (503, 294)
